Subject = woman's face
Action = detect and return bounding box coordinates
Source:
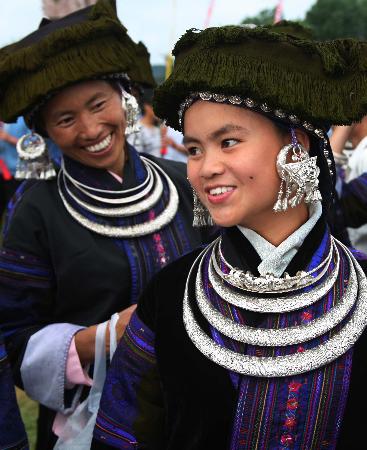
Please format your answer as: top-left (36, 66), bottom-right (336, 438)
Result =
top-left (42, 80), bottom-right (126, 174)
top-left (185, 100), bottom-right (292, 229)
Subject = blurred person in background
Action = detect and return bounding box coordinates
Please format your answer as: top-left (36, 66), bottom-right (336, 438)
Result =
top-left (133, 91), bottom-right (187, 162)
top-left (0, 117), bottom-right (28, 216)
top-left (330, 120), bottom-right (367, 253)
top-left (161, 124), bottom-right (188, 163)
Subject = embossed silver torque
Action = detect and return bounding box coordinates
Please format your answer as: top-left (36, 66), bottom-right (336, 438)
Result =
top-left (58, 157), bottom-right (179, 237)
top-left (61, 164), bottom-right (163, 217)
top-left (196, 243), bottom-right (356, 346)
top-left (183, 239), bottom-right (367, 377)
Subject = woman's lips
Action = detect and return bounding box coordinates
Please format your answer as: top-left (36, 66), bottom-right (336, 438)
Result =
top-left (206, 186), bottom-right (236, 204)
top-left (82, 133), bottom-right (114, 157)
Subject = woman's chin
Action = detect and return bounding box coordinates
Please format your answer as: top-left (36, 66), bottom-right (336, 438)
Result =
top-left (208, 213), bottom-right (239, 228)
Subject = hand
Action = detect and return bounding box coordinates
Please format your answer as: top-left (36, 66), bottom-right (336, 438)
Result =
top-left (329, 125), bottom-right (354, 155)
top-left (74, 304), bottom-right (137, 365)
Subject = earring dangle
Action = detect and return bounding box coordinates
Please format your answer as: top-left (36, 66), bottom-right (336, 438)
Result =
top-left (192, 189), bottom-right (214, 227)
top-left (15, 131), bottom-right (56, 180)
top-left (121, 89), bottom-right (141, 136)
top-left (273, 129), bottom-right (322, 212)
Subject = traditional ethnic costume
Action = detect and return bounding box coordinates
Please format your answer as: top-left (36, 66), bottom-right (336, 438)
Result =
top-left (0, 1), bottom-right (206, 448)
top-left (92, 22), bottom-right (367, 450)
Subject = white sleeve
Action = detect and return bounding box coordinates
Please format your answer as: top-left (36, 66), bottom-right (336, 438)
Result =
top-left (20, 323), bottom-right (85, 413)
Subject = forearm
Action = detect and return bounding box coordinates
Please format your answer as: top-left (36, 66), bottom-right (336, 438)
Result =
top-left (74, 305), bottom-right (136, 365)
top-left (74, 324), bottom-right (98, 365)
top-left (329, 125), bottom-right (352, 155)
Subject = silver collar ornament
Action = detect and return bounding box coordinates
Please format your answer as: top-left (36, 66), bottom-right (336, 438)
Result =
top-left (196, 240), bottom-right (356, 348)
top-left (216, 237), bottom-right (333, 294)
top-left (58, 156), bottom-right (179, 238)
top-left (183, 237), bottom-right (367, 377)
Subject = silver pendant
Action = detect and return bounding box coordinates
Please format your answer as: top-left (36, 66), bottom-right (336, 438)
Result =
top-left (216, 238), bottom-right (333, 294)
top-left (209, 240), bottom-right (340, 313)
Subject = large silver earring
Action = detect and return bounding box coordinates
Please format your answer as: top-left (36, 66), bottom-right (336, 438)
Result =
top-left (192, 189), bottom-right (214, 227)
top-left (15, 131), bottom-right (56, 180)
top-left (121, 90), bottom-right (140, 136)
top-left (273, 132), bottom-right (322, 212)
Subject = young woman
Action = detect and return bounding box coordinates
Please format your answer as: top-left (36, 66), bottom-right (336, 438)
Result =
top-left (92, 22), bottom-right (367, 450)
top-left (0, 1), bottom-right (206, 448)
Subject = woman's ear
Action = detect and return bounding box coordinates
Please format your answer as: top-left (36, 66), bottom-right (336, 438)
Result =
top-left (293, 128), bottom-right (310, 151)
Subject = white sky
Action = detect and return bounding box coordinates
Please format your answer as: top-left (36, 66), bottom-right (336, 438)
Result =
top-left (0, 0), bottom-right (317, 64)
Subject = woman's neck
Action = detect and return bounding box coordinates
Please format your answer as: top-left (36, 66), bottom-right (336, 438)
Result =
top-left (240, 203), bottom-right (309, 247)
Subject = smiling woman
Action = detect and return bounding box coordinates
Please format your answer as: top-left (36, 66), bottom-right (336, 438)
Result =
top-left (92, 21), bottom-right (367, 450)
top-left (184, 102), bottom-right (308, 241)
top-left (0, 1), bottom-right (207, 449)
top-left (42, 81), bottom-right (126, 174)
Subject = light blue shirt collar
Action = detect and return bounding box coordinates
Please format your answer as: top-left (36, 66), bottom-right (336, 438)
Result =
top-left (237, 202), bottom-right (322, 277)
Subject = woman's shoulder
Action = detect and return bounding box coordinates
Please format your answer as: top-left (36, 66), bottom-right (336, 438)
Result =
top-left (4, 179), bottom-right (58, 223)
top-left (3, 178), bottom-right (60, 247)
top-left (10, 178), bottom-right (57, 207)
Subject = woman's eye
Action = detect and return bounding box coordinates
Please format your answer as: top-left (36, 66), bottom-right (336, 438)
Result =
top-left (93, 100), bottom-right (106, 111)
top-left (222, 139), bottom-right (239, 148)
top-left (187, 146), bottom-right (202, 157)
top-left (57, 116), bottom-right (74, 127)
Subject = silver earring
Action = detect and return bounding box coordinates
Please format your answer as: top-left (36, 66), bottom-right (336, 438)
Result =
top-left (15, 131), bottom-right (56, 180)
top-left (192, 189), bottom-right (214, 227)
top-left (121, 90), bottom-right (140, 136)
top-left (273, 131), bottom-right (322, 212)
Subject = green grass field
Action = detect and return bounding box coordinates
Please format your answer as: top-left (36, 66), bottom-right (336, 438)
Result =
top-left (16, 389), bottom-right (38, 450)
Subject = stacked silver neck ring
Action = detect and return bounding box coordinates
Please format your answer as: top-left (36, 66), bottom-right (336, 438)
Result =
top-left (183, 236), bottom-right (367, 377)
top-left (57, 156), bottom-right (179, 238)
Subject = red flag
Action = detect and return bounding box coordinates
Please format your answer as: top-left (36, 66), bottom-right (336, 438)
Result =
top-left (204, 0), bottom-right (216, 28)
top-left (274, 0), bottom-right (284, 23)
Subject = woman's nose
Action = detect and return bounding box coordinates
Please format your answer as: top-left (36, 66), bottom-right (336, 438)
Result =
top-left (78, 113), bottom-right (103, 141)
top-left (199, 150), bottom-right (225, 179)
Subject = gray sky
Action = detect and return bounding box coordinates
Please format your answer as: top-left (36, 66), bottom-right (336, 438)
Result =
top-left (0, 0), bottom-right (317, 64)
